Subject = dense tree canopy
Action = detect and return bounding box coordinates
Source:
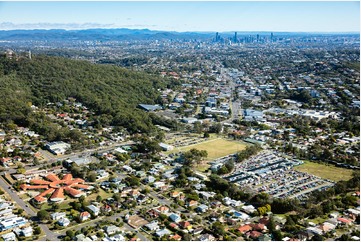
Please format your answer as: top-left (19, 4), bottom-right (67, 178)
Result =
top-left (0, 54), bottom-right (170, 134)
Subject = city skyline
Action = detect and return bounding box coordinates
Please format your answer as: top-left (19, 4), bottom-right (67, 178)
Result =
top-left (0, 1), bottom-right (360, 32)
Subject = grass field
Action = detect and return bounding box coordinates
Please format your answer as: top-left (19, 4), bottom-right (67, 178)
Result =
top-left (294, 161), bottom-right (353, 182)
top-left (170, 138), bottom-right (248, 161)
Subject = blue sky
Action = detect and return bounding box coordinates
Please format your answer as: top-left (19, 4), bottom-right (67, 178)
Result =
top-left (0, 1), bottom-right (359, 32)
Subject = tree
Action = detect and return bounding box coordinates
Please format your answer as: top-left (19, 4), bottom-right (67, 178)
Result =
top-left (284, 216), bottom-right (296, 232)
top-left (126, 175), bottom-right (140, 187)
top-left (17, 167), bottom-right (26, 174)
top-left (87, 171), bottom-right (98, 182)
top-left (193, 121), bottom-right (203, 133)
top-left (312, 234), bottom-right (324, 241)
top-left (182, 233), bottom-right (192, 241)
top-left (97, 231), bottom-right (104, 238)
top-left (212, 221), bottom-right (226, 237)
top-left (34, 226), bottom-right (41, 235)
top-left (52, 203), bottom-right (60, 211)
top-left (78, 195), bottom-right (86, 203)
top-left (37, 210), bottom-right (50, 221)
top-left (209, 123), bottom-right (222, 134)
top-left (273, 230), bottom-right (283, 241)
top-left (183, 148), bottom-right (208, 167)
top-left (66, 230), bottom-right (75, 238)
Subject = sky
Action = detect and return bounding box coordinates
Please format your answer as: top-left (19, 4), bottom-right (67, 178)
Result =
top-left (0, 1), bottom-right (359, 32)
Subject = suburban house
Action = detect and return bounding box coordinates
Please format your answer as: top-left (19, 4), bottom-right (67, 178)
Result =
top-left (58, 217), bottom-right (71, 227)
top-left (87, 205), bottom-right (100, 216)
top-left (169, 213), bottom-right (181, 223)
top-left (79, 211), bottom-right (91, 222)
top-left (105, 225), bottom-right (121, 236)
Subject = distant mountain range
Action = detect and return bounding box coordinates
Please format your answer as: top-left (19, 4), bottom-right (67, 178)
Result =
top-left (0, 28), bottom-right (358, 41)
top-left (0, 28), bottom-right (212, 41)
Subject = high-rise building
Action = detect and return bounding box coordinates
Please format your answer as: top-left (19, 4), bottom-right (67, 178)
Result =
top-left (271, 32), bottom-right (274, 42)
top-left (215, 32), bottom-right (220, 42)
top-left (256, 34), bottom-right (259, 42)
top-left (234, 32), bottom-right (238, 43)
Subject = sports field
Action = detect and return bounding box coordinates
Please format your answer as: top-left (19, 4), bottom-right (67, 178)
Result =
top-left (171, 138), bottom-right (248, 161)
top-left (294, 161), bottom-right (353, 182)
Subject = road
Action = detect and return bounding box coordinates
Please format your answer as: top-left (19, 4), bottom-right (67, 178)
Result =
top-left (0, 176), bottom-right (59, 240)
top-left (54, 212), bottom-right (150, 241)
top-left (2, 141), bottom-right (135, 174)
top-left (1, 174), bottom-right (150, 241)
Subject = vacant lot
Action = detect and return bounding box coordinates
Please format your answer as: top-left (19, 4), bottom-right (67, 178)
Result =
top-left (171, 138), bottom-right (248, 161)
top-left (294, 161), bottom-right (353, 182)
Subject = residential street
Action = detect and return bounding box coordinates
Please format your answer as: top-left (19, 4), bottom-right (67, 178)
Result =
top-left (0, 176), bottom-right (59, 241)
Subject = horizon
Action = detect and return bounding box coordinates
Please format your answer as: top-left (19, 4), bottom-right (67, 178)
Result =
top-left (0, 26), bottom-right (359, 35)
top-left (0, 1), bottom-right (360, 32)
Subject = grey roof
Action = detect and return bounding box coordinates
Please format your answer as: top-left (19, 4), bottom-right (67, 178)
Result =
top-left (138, 104), bottom-right (162, 112)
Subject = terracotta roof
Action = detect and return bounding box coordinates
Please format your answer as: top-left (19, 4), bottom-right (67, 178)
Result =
top-left (249, 231), bottom-right (262, 239)
top-left (259, 217), bottom-right (270, 225)
top-left (169, 223), bottom-right (178, 228)
top-left (30, 179), bottom-right (51, 185)
top-left (20, 184), bottom-right (27, 190)
top-left (39, 188), bottom-right (55, 197)
top-left (337, 217), bottom-right (352, 224)
top-left (238, 224), bottom-right (252, 233)
top-left (46, 173), bottom-right (60, 182)
top-left (50, 188), bottom-right (65, 200)
top-left (33, 195), bottom-right (47, 203)
top-left (158, 206), bottom-right (169, 213)
top-left (170, 234), bottom-right (182, 241)
top-left (0, 157), bottom-right (11, 163)
top-left (64, 186), bottom-right (84, 197)
top-left (65, 178), bottom-right (84, 185)
top-left (63, 174), bottom-right (73, 181)
top-left (179, 221), bottom-right (191, 229)
top-left (171, 191), bottom-right (180, 197)
top-left (80, 211), bottom-right (90, 218)
top-left (188, 200), bottom-right (198, 206)
top-left (251, 223), bottom-right (266, 231)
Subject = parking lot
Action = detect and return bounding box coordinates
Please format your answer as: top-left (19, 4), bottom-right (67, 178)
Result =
top-left (224, 151), bottom-right (334, 201)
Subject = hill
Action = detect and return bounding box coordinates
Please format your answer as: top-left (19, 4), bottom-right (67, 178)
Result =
top-left (0, 54), bottom-right (168, 134)
top-left (0, 28), bottom-right (212, 41)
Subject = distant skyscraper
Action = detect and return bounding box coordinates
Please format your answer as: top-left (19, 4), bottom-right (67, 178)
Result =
top-left (28, 50), bottom-right (31, 60)
top-left (256, 34), bottom-right (259, 42)
top-left (234, 32), bottom-right (238, 43)
top-left (271, 32), bottom-right (274, 42)
top-left (215, 32), bottom-right (220, 42)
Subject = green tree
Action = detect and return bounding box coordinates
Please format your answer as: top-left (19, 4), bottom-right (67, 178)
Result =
top-left (211, 221), bottom-right (226, 237)
top-left (37, 210), bottom-right (50, 221)
top-left (34, 226), bottom-right (42, 235)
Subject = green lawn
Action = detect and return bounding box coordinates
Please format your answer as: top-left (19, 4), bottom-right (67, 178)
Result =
top-left (294, 161), bottom-right (353, 182)
top-left (170, 138), bottom-right (248, 161)
top-left (87, 188), bottom-right (113, 201)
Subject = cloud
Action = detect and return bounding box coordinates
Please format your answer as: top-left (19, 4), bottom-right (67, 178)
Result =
top-left (0, 22), bottom-right (116, 30)
top-left (0, 22), bottom-right (160, 30)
